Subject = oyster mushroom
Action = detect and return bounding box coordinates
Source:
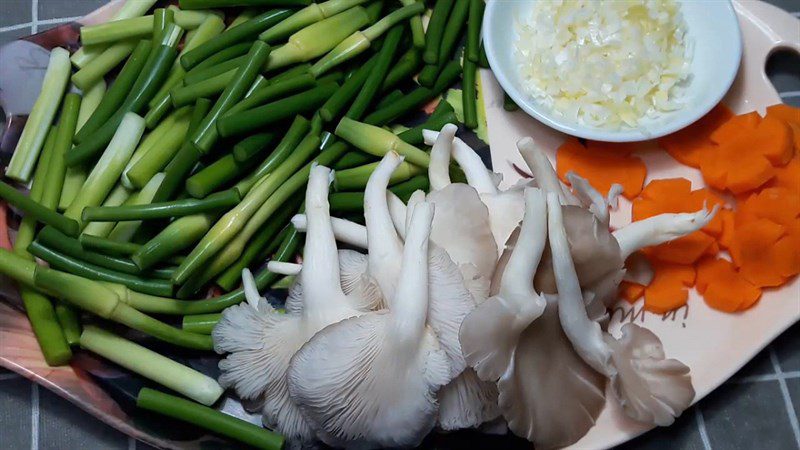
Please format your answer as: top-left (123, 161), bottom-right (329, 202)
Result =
top-left (460, 188), bottom-right (606, 448)
top-left (212, 164), bottom-right (365, 442)
top-left (546, 192), bottom-right (695, 427)
top-left (287, 201), bottom-right (451, 448)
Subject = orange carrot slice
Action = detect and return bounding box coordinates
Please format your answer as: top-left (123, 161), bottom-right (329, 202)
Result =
top-left (737, 187), bottom-right (800, 228)
top-left (710, 111), bottom-right (760, 145)
top-left (789, 123), bottom-right (800, 152)
top-left (755, 115), bottom-right (794, 166)
top-left (730, 219), bottom-right (797, 287)
top-left (619, 281), bottom-right (645, 304)
top-left (696, 257), bottom-right (762, 312)
top-left (718, 209), bottom-right (736, 250)
top-left (775, 233), bottom-right (800, 279)
top-left (557, 138), bottom-right (647, 199)
top-left (766, 156), bottom-right (800, 195)
top-left (642, 232), bottom-right (716, 265)
top-left (658, 104), bottom-right (734, 168)
top-left (643, 261), bottom-right (695, 314)
top-left (766, 104), bottom-right (800, 126)
top-left (699, 134), bottom-right (776, 194)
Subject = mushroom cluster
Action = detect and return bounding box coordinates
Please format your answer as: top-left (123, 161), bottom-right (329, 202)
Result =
top-left (213, 126), bottom-right (714, 448)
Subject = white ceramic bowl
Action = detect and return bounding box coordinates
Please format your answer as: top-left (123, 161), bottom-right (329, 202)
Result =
top-left (483, 0), bottom-right (743, 142)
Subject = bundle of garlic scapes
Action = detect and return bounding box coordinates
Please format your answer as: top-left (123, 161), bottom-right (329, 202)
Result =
top-left (213, 125), bottom-right (715, 448)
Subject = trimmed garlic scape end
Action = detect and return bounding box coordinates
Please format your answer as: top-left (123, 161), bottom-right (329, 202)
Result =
top-left (287, 201), bottom-right (452, 448)
top-left (213, 164), bottom-right (363, 443)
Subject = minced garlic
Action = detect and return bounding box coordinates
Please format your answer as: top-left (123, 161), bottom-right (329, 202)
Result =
top-left (515, 0), bottom-right (691, 129)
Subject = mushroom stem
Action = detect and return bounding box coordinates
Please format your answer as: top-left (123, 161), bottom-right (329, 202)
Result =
top-left (241, 268), bottom-right (263, 309)
top-left (387, 191), bottom-right (408, 237)
top-left (423, 130), bottom-right (497, 194)
top-left (427, 124), bottom-right (457, 191)
top-left (302, 165), bottom-right (347, 307)
top-left (546, 192), bottom-right (613, 376)
top-left (402, 190), bottom-right (426, 238)
top-left (267, 261), bottom-right (302, 276)
top-left (498, 188), bottom-right (547, 317)
top-left (612, 207), bottom-right (718, 260)
top-left (292, 214), bottom-right (368, 248)
top-left (518, 138), bottom-right (571, 203)
top-left (390, 202), bottom-right (433, 344)
top-left (365, 152), bottom-right (405, 302)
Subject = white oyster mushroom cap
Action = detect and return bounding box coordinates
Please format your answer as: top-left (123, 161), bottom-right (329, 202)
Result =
top-left (604, 324), bottom-right (695, 426)
top-left (499, 292), bottom-right (607, 448)
top-left (369, 185), bottom-right (501, 429)
top-left (287, 202), bottom-right (451, 448)
top-left (424, 128), bottom-right (525, 251)
top-left (460, 188), bottom-right (549, 382)
top-left (212, 165), bottom-right (364, 443)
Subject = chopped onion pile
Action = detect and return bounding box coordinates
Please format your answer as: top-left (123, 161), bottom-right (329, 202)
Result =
top-left (515, 0), bottom-right (691, 129)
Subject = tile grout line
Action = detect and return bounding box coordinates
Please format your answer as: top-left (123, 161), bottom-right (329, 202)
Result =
top-left (31, 383), bottom-right (39, 450)
top-left (770, 348), bottom-right (800, 448)
top-left (0, 16), bottom-right (85, 34)
top-left (30, 0), bottom-right (38, 34)
top-left (732, 370), bottom-right (800, 383)
top-left (695, 407), bottom-right (713, 450)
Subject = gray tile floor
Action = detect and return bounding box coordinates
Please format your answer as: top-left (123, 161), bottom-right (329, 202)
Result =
top-left (1, 0), bottom-right (799, 449)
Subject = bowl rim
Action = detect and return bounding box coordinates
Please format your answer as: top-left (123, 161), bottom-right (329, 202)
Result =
top-left (482, 0), bottom-right (743, 143)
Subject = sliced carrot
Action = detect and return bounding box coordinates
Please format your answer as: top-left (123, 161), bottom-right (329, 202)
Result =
top-left (718, 209), bottom-right (736, 250)
top-left (557, 137), bottom-right (647, 199)
top-left (705, 240), bottom-right (720, 256)
top-left (642, 231), bottom-right (716, 265)
top-left (619, 281), bottom-right (645, 304)
top-left (710, 111), bottom-right (760, 145)
top-left (728, 218), bottom-right (791, 287)
top-left (696, 257), bottom-right (762, 312)
top-left (766, 156), bottom-right (800, 195)
top-left (699, 134), bottom-right (776, 194)
top-left (643, 261), bottom-right (695, 314)
top-left (774, 233), bottom-right (800, 279)
top-left (789, 123), bottom-right (800, 153)
top-left (737, 187), bottom-right (800, 228)
top-left (766, 104), bottom-right (800, 126)
top-left (658, 103), bottom-right (734, 168)
top-left (755, 115), bottom-right (794, 166)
